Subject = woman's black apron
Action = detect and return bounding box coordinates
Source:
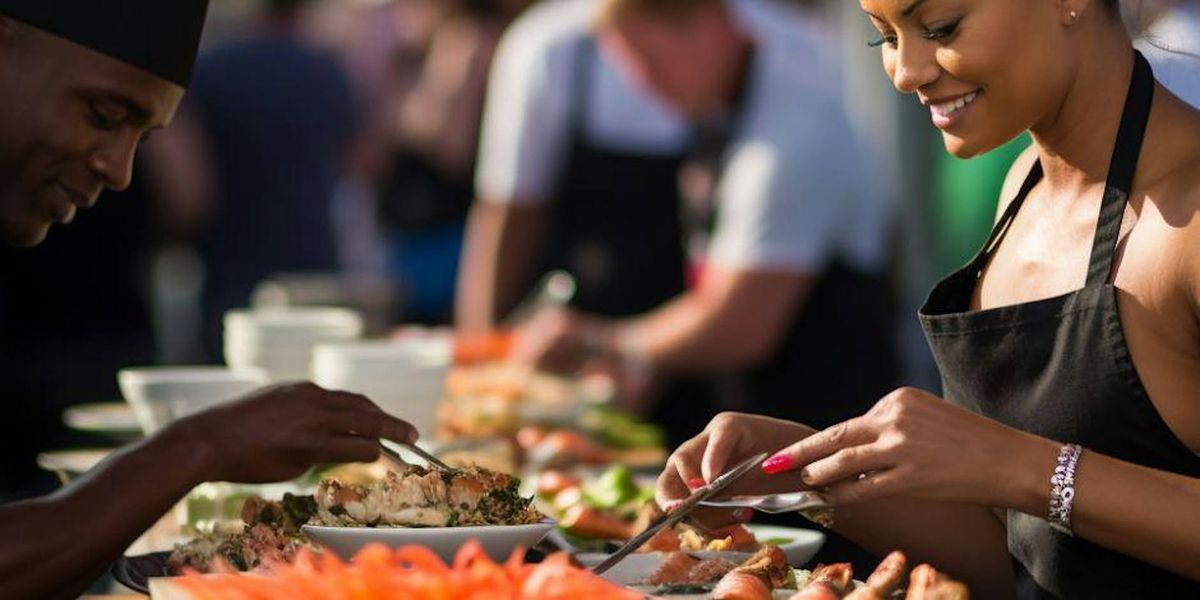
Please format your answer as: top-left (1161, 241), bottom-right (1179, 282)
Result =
top-left (920, 51), bottom-right (1200, 598)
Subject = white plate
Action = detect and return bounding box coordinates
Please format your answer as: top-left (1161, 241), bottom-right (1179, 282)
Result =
top-left (302, 520), bottom-right (556, 563)
top-left (573, 525), bottom-right (824, 586)
top-left (37, 448), bottom-right (113, 477)
top-left (63, 403), bottom-right (140, 437)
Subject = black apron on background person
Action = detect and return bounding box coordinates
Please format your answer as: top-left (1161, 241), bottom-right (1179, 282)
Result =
top-left (541, 38), bottom-right (690, 319)
top-left (538, 38), bottom-right (715, 448)
top-left (920, 51), bottom-right (1200, 598)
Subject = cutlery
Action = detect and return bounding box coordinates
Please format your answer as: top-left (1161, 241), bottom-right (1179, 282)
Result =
top-left (589, 452), bottom-right (768, 575)
top-left (698, 490), bottom-right (833, 514)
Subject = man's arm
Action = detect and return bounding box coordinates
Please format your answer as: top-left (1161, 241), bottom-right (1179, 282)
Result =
top-left (0, 426), bottom-right (213, 600)
top-left (0, 383), bottom-right (416, 600)
top-left (611, 266), bottom-right (812, 371)
top-left (456, 199), bottom-right (548, 334)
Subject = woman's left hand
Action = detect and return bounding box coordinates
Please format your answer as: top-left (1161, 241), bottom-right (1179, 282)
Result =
top-left (763, 387), bottom-right (1054, 508)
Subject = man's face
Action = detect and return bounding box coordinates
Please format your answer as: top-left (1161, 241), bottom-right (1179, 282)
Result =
top-left (0, 19), bottom-right (184, 247)
top-left (600, 8), bottom-right (730, 119)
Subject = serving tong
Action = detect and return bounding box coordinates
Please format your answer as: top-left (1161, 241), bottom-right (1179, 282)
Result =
top-left (697, 490), bottom-right (833, 514)
top-left (589, 452), bottom-right (769, 575)
top-left (378, 441), bottom-right (457, 473)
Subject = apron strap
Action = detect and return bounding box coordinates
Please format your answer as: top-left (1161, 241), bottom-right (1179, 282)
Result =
top-left (568, 36), bottom-right (598, 137)
top-left (967, 159), bottom-right (1043, 278)
top-left (1087, 50), bottom-right (1155, 286)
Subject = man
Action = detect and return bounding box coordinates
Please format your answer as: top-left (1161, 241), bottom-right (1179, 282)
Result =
top-left (459, 0), bottom-right (896, 442)
top-left (0, 3), bottom-right (417, 598)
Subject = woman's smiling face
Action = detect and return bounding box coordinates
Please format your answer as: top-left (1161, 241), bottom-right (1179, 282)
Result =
top-left (860, 0), bottom-right (1079, 157)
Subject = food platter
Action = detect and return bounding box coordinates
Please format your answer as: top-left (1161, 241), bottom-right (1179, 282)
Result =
top-left (570, 525), bottom-right (824, 585)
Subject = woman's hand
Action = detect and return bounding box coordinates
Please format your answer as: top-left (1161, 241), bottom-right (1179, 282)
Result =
top-left (658, 412), bottom-right (816, 525)
top-left (763, 387), bottom-right (1054, 508)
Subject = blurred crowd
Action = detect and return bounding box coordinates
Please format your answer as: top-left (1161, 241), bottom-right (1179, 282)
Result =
top-left (1, 0), bottom-right (1196, 502)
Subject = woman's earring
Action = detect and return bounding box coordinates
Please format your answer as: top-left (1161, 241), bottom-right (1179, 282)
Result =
top-left (1069, 9), bottom-right (1078, 22)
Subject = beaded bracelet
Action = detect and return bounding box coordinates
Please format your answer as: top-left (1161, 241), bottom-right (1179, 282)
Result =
top-left (1048, 443), bottom-right (1083, 536)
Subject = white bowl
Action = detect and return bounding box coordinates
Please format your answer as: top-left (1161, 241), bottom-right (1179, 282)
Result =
top-left (223, 307), bottom-right (363, 341)
top-left (301, 521), bottom-right (555, 563)
top-left (118, 366), bottom-right (268, 434)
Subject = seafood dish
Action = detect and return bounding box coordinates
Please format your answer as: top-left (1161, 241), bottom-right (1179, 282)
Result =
top-left (167, 539), bottom-right (642, 599)
top-left (644, 548), bottom-right (970, 600)
top-left (166, 494), bottom-right (317, 574)
top-left (313, 463), bottom-right (543, 528)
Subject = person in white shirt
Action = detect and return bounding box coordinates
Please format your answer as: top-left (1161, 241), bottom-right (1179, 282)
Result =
top-left (457, 0), bottom-right (897, 450)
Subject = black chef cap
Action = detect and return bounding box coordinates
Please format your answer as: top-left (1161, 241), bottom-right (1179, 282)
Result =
top-left (0, 0), bottom-right (211, 88)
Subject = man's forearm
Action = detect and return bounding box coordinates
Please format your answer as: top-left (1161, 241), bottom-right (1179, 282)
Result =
top-left (609, 269), bottom-right (812, 372)
top-left (456, 201), bottom-right (547, 332)
top-left (0, 425), bottom-right (211, 599)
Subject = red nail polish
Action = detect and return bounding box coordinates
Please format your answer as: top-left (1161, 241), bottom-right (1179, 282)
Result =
top-left (733, 508), bottom-right (754, 522)
top-left (687, 477), bottom-right (707, 490)
top-left (761, 454), bottom-right (795, 474)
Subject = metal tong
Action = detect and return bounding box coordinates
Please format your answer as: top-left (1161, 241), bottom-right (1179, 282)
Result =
top-left (378, 441), bottom-right (456, 472)
top-left (589, 452), bottom-right (769, 575)
top-left (698, 490), bottom-right (833, 514)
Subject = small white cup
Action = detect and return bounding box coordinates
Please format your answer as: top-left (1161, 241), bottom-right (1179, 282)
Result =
top-left (118, 366), bottom-right (268, 435)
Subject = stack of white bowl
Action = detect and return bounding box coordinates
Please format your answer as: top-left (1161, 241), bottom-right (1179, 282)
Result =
top-left (118, 366), bottom-right (268, 435)
top-left (312, 337), bottom-right (452, 438)
top-left (223, 307), bottom-right (364, 382)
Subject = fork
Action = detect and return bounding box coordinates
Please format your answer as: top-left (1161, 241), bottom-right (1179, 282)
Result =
top-left (697, 491), bottom-right (833, 514)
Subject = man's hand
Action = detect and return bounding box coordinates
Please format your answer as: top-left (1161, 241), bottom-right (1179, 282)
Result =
top-left (164, 382), bottom-right (419, 483)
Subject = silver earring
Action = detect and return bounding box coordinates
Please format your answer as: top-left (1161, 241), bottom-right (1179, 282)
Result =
top-left (1069, 10), bottom-right (1078, 21)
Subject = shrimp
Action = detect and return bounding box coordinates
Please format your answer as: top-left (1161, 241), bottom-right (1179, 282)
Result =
top-left (646, 552), bottom-right (700, 585)
top-left (790, 562), bottom-right (854, 600)
top-left (712, 571), bottom-right (774, 600)
top-left (853, 550), bottom-right (907, 597)
top-left (905, 564), bottom-right (970, 600)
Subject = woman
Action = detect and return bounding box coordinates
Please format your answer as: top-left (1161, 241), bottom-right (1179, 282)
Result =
top-left (658, 1), bottom-right (1200, 598)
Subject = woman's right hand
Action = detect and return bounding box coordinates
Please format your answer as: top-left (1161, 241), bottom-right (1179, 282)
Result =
top-left (657, 412), bottom-right (816, 524)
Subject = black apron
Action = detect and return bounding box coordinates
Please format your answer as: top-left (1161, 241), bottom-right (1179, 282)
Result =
top-left (920, 51), bottom-right (1200, 598)
top-left (538, 38), bottom-right (713, 448)
top-left (541, 39), bottom-right (689, 318)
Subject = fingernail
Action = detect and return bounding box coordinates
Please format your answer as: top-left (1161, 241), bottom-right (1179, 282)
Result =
top-left (663, 500), bottom-right (682, 513)
top-left (733, 508), bottom-right (753, 522)
top-left (761, 454), bottom-right (795, 475)
top-left (687, 477), bottom-right (707, 490)
top-left (800, 469), bottom-right (814, 484)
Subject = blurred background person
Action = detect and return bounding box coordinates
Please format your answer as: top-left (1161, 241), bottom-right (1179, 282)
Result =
top-left (332, 0), bottom-right (519, 324)
top-left (457, 0), bottom-right (715, 440)
top-left (459, 0), bottom-right (898, 454)
top-left (149, 0), bottom-right (358, 359)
